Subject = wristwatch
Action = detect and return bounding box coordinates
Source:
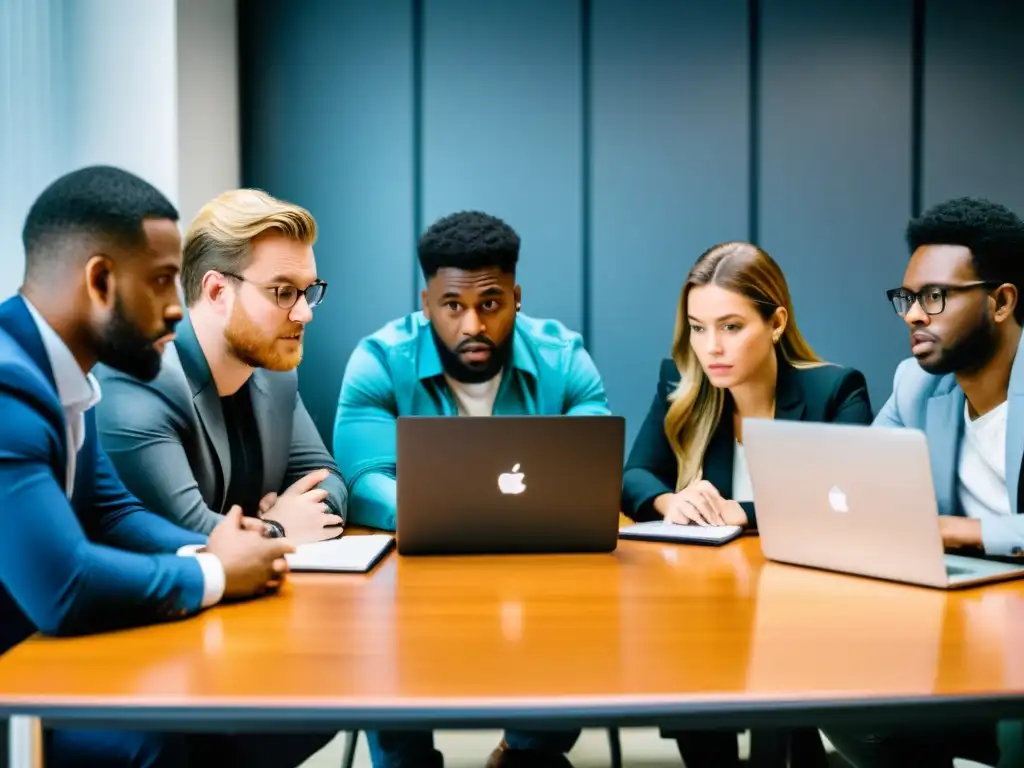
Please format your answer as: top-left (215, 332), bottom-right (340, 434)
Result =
top-left (262, 519), bottom-right (286, 538)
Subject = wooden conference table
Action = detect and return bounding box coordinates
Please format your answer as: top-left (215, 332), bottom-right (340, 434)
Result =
top-left (4, 516), bottom-right (1024, 762)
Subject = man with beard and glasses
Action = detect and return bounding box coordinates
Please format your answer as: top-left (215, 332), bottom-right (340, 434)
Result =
top-left (333, 210), bottom-right (609, 768)
top-left (823, 197), bottom-right (1024, 768)
top-left (0, 165), bottom-right (326, 767)
top-left (95, 188), bottom-right (347, 546)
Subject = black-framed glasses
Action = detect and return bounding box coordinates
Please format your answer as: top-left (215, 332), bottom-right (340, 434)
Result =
top-left (220, 272), bottom-right (328, 310)
top-left (886, 281), bottom-right (999, 317)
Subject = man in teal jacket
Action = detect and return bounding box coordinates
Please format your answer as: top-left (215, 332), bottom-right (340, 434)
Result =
top-left (333, 211), bottom-right (610, 768)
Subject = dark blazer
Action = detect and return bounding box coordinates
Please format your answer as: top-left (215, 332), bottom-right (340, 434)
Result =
top-left (94, 313), bottom-right (347, 534)
top-left (622, 358), bottom-right (874, 525)
top-left (0, 296), bottom-right (206, 658)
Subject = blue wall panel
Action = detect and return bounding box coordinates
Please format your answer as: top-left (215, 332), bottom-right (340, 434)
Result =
top-left (239, 0), bottom-right (416, 440)
top-left (419, 0), bottom-right (584, 331)
top-left (589, 0), bottom-right (750, 448)
top-left (239, 0), bottom-right (1024, 447)
top-left (923, 0), bottom-right (1024, 213)
top-left (759, 0), bottom-right (913, 411)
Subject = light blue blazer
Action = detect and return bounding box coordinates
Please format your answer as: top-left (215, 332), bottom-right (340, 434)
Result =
top-left (874, 335), bottom-right (1024, 557)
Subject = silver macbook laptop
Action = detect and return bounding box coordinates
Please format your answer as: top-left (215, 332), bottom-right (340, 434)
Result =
top-left (742, 418), bottom-right (1024, 589)
top-left (395, 415), bottom-right (624, 555)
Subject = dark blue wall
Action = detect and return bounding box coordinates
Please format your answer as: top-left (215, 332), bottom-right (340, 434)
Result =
top-left (239, 0), bottom-right (1024, 448)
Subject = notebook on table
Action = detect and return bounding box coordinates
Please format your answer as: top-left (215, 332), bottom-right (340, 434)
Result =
top-left (619, 520), bottom-right (743, 546)
top-left (285, 534), bottom-right (395, 573)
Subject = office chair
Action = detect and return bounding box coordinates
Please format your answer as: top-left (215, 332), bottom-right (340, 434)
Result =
top-left (341, 730), bottom-right (357, 768)
top-left (341, 728), bottom-right (624, 768)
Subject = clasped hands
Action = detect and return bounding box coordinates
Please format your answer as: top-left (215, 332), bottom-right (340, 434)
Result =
top-left (654, 480), bottom-right (747, 527)
top-left (257, 468), bottom-right (344, 544)
top-left (198, 468), bottom-right (341, 602)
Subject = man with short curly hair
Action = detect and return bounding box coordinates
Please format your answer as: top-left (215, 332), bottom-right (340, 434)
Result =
top-left (825, 196), bottom-right (1024, 767)
top-left (333, 211), bottom-right (610, 767)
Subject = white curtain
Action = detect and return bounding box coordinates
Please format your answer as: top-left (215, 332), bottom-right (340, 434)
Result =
top-left (0, 0), bottom-right (69, 296)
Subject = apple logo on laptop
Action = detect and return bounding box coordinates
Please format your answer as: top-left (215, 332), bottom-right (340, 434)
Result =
top-left (498, 464), bottom-right (526, 495)
top-left (828, 485), bottom-right (849, 513)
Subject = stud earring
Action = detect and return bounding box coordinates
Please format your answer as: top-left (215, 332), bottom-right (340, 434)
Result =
top-left (516, 302), bottom-right (521, 311)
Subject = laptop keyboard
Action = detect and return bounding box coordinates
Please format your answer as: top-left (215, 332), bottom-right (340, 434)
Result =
top-left (945, 564), bottom-right (973, 577)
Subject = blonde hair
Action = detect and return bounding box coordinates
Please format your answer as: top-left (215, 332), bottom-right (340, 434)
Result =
top-left (665, 242), bottom-right (826, 491)
top-left (182, 188), bottom-right (317, 306)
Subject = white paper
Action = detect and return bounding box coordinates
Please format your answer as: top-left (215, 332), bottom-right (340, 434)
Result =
top-left (620, 520), bottom-right (742, 542)
top-left (285, 534), bottom-right (394, 572)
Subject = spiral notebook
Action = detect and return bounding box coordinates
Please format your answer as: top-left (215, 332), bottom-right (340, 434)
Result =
top-left (285, 534), bottom-right (395, 573)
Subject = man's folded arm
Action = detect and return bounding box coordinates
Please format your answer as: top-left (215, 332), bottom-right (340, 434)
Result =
top-left (332, 343), bottom-right (399, 531)
top-left (87, 431), bottom-right (209, 552)
top-left (564, 339), bottom-right (612, 416)
top-left (95, 372), bottom-right (226, 534)
top-left (0, 395), bottom-right (206, 635)
top-left (286, 392), bottom-right (349, 522)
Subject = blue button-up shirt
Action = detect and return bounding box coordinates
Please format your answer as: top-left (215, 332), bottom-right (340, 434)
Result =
top-left (333, 311), bottom-right (611, 530)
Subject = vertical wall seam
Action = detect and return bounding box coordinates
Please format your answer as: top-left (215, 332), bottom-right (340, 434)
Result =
top-left (910, 0), bottom-right (925, 217)
top-left (747, 0), bottom-right (761, 244)
top-left (411, 0), bottom-right (424, 310)
top-left (580, 0), bottom-right (593, 347)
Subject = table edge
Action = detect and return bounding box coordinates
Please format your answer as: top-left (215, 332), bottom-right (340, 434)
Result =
top-left (4, 692), bottom-right (1023, 731)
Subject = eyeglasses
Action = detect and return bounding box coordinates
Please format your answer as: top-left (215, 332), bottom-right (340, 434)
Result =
top-left (220, 272), bottom-right (328, 310)
top-left (886, 281), bottom-right (999, 316)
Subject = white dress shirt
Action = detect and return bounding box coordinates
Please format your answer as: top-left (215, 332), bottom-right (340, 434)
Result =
top-left (22, 297), bottom-right (225, 608)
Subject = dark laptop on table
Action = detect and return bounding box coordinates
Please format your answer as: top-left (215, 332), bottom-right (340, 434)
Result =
top-left (396, 415), bottom-right (624, 555)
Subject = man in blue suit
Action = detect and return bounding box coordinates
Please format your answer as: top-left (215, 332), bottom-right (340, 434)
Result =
top-left (0, 166), bottom-right (334, 766)
top-left (824, 196), bottom-right (1024, 767)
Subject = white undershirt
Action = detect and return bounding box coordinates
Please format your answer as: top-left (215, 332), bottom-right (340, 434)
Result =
top-left (445, 372), bottom-right (501, 417)
top-left (731, 441), bottom-right (754, 502)
top-left (958, 400), bottom-right (1010, 520)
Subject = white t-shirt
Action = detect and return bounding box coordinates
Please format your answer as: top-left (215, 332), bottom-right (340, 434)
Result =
top-left (731, 441), bottom-right (754, 502)
top-left (445, 372), bottom-right (501, 417)
top-left (958, 400), bottom-right (1010, 520)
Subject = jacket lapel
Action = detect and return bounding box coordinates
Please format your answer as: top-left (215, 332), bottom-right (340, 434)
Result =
top-left (0, 296), bottom-right (69, 477)
top-left (704, 397), bottom-right (735, 497)
top-left (173, 314), bottom-right (231, 509)
top-left (773, 362), bottom-right (807, 423)
top-left (707, 362), bottom-right (804, 496)
top-left (926, 389), bottom-right (964, 516)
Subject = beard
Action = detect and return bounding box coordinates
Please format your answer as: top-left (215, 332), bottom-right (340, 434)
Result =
top-left (918, 313), bottom-right (999, 376)
top-left (224, 300), bottom-right (303, 372)
top-left (430, 323), bottom-right (512, 384)
top-left (96, 296), bottom-right (176, 382)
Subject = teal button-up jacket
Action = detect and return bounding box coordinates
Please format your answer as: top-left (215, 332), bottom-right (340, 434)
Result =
top-left (333, 312), bottom-right (611, 530)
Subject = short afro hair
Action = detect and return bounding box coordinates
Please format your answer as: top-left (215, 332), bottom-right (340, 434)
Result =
top-left (22, 165), bottom-right (178, 279)
top-left (417, 211), bottom-right (520, 280)
top-left (907, 197), bottom-right (1024, 323)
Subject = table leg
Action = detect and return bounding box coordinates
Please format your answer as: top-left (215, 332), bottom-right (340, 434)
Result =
top-left (8, 717), bottom-right (42, 768)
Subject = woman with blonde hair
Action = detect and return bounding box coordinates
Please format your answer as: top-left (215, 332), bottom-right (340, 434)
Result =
top-left (623, 240), bottom-right (872, 528)
top-left (620, 241), bottom-right (872, 765)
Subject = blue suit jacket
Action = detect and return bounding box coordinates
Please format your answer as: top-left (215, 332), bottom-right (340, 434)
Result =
top-left (874, 335), bottom-right (1024, 558)
top-left (0, 296), bottom-right (207, 657)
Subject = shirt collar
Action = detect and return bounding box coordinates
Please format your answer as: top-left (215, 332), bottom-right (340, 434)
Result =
top-left (21, 297), bottom-right (102, 412)
top-left (415, 315), bottom-right (538, 381)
